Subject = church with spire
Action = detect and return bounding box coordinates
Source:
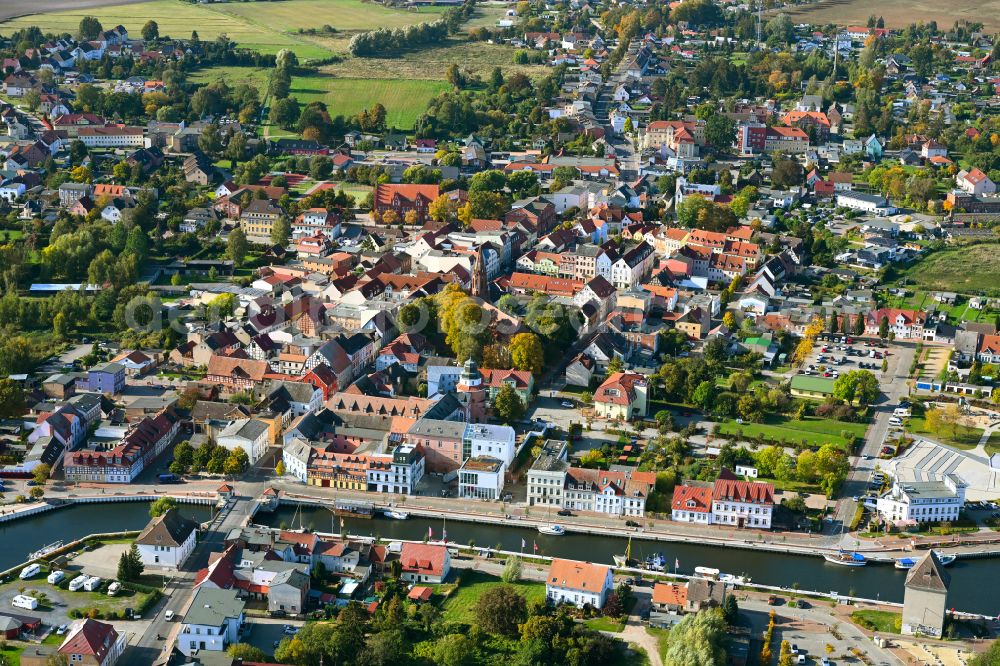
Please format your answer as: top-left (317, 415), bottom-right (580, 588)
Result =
top-left (470, 244), bottom-right (489, 301)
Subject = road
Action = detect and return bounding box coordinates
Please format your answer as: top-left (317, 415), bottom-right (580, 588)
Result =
top-left (124, 494), bottom-right (253, 664)
top-left (830, 341), bottom-right (917, 546)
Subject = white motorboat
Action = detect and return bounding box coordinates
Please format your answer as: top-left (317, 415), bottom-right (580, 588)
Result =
top-left (932, 551), bottom-right (956, 566)
top-left (894, 557), bottom-right (916, 570)
top-left (538, 524), bottom-right (565, 536)
top-left (384, 510), bottom-right (409, 520)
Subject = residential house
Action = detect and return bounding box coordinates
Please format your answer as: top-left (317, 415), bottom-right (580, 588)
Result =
top-left (545, 559), bottom-right (613, 609)
top-left (178, 588), bottom-right (244, 657)
top-left (135, 508), bottom-right (198, 569)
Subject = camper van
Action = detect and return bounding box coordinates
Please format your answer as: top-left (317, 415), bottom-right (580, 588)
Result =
top-left (68, 575), bottom-right (89, 592)
top-left (83, 576), bottom-right (102, 592)
top-left (107, 581), bottom-right (121, 597)
top-left (47, 570), bottom-right (65, 585)
top-left (893, 407), bottom-right (911, 418)
top-left (19, 564), bottom-right (40, 580)
top-left (12, 595), bottom-right (38, 610)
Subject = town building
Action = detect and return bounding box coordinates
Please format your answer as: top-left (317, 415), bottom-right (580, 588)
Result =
top-left (178, 588), bottom-right (245, 656)
top-left (672, 470), bottom-right (774, 528)
top-left (135, 508), bottom-right (199, 570)
top-left (875, 475), bottom-right (966, 525)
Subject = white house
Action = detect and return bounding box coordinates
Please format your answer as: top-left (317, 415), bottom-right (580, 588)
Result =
top-left (179, 588), bottom-right (245, 657)
top-left (281, 438), bottom-right (313, 483)
top-left (217, 418), bottom-right (270, 464)
top-left (463, 423), bottom-right (517, 465)
top-left (545, 559), bottom-right (614, 609)
top-left (399, 542), bottom-right (451, 584)
top-left (366, 444), bottom-right (424, 494)
top-left (458, 456), bottom-right (505, 500)
top-left (956, 167), bottom-right (997, 196)
top-left (836, 192), bottom-right (897, 216)
top-left (876, 475), bottom-right (966, 524)
top-left (135, 508), bottom-right (198, 569)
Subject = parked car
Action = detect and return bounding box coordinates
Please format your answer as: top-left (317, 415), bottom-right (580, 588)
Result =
top-left (557, 509), bottom-right (573, 517)
top-left (165, 610), bottom-right (175, 621)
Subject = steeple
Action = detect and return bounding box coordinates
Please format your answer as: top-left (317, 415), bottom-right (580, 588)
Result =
top-left (471, 245), bottom-right (488, 300)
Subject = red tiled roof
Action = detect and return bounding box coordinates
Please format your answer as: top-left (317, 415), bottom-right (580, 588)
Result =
top-left (671, 485), bottom-right (712, 513)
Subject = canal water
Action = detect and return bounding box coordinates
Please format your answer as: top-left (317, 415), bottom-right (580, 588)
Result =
top-left (258, 505), bottom-right (1000, 616)
top-left (0, 502), bottom-right (213, 572)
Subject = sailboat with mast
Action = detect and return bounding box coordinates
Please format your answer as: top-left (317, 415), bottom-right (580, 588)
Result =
top-left (613, 535), bottom-right (637, 567)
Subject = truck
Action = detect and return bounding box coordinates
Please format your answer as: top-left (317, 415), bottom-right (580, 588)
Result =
top-left (157, 473), bottom-right (179, 483)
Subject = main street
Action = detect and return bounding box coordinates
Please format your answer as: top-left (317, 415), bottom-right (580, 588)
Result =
top-left (829, 341), bottom-right (918, 547)
top-left (125, 494), bottom-right (253, 664)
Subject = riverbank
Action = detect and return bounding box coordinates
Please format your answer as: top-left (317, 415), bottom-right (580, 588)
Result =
top-left (0, 490), bottom-right (220, 524)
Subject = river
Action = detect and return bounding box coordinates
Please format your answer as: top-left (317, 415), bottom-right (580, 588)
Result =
top-left (257, 505), bottom-right (1000, 616)
top-left (0, 502), bottom-right (214, 572)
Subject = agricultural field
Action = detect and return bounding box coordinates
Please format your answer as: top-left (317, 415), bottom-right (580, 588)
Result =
top-left (318, 39), bottom-right (548, 80)
top-left (774, 0), bottom-right (1000, 31)
top-left (0, 0), bottom-right (446, 60)
top-left (898, 243), bottom-right (1000, 297)
top-left (0, 0), bottom-right (154, 23)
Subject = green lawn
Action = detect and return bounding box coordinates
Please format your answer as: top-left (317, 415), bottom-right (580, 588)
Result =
top-left (585, 615), bottom-right (626, 632)
top-left (0, 642), bottom-right (22, 666)
top-left (851, 610), bottom-right (901, 634)
top-left (717, 415), bottom-right (868, 448)
top-left (986, 432), bottom-right (1000, 457)
top-left (907, 416), bottom-right (984, 450)
top-left (440, 571), bottom-right (547, 625)
top-left (899, 243), bottom-right (1000, 296)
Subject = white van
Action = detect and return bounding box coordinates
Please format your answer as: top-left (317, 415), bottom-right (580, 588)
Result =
top-left (19, 564), bottom-right (40, 580)
top-left (12, 594), bottom-right (38, 610)
top-left (47, 570), bottom-right (65, 585)
top-left (83, 576), bottom-right (102, 592)
top-left (893, 408), bottom-right (911, 418)
top-left (68, 575), bottom-right (88, 592)
top-left (888, 417), bottom-right (902, 426)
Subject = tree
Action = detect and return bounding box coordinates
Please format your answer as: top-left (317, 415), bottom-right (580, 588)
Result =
top-left (224, 448), bottom-right (250, 476)
top-left (493, 383), bottom-right (525, 423)
top-left (664, 609), bottom-right (728, 666)
top-left (970, 639), bottom-right (1000, 666)
top-left (227, 228), bottom-right (248, 266)
top-left (607, 357), bottom-right (625, 375)
top-left (705, 113), bottom-right (735, 149)
top-left (833, 370), bottom-right (880, 406)
top-left (198, 123), bottom-right (223, 157)
top-left (434, 634), bottom-right (475, 666)
top-left (117, 543), bottom-right (145, 581)
top-left (29, 486), bottom-right (44, 500)
top-left (270, 217), bottom-right (291, 246)
top-left (722, 311), bottom-right (737, 330)
top-left (125, 227), bottom-right (149, 262)
top-left (149, 496), bottom-right (178, 518)
top-left (275, 460), bottom-right (286, 476)
top-left (722, 595), bottom-right (739, 625)
top-left (269, 97), bottom-right (301, 129)
top-left (771, 158), bottom-right (803, 189)
top-left (0, 378), bottom-right (25, 419)
top-left (854, 313), bottom-right (866, 336)
top-left (227, 644), bottom-right (267, 661)
top-left (474, 585), bottom-right (528, 636)
top-left (141, 20), bottom-right (159, 41)
top-left (32, 464), bottom-right (51, 486)
top-left (79, 16), bottom-right (103, 40)
top-left (879, 315), bottom-right (890, 339)
top-left (501, 555), bottom-right (522, 583)
top-left (509, 333), bottom-right (544, 375)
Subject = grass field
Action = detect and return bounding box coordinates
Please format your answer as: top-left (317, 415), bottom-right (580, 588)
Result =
top-left (717, 415), bottom-right (868, 448)
top-left (899, 243), bottom-right (1000, 296)
top-left (907, 416), bottom-right (984, 450)
top-left (0, 0), bottom-right (444, 59)
top-left (440, 571), bottom-right (547, 625)
top-left (774, 0), bottom-right (1000, 31)
top-left (851, 609), bottom-right (901, 634)
top-left (190, 65), bottom-right (446, 130)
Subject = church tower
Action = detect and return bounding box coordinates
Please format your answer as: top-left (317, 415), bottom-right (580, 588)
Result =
top-left (471, 245), bottom-right (488, 300)
top-left (456, 358), bottom-right (487, 422)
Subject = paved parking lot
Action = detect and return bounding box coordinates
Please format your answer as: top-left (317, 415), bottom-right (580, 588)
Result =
top-left (243, 617), bottom-right (306, 656)
top-left (797, 335), bottom-right (886, 381)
